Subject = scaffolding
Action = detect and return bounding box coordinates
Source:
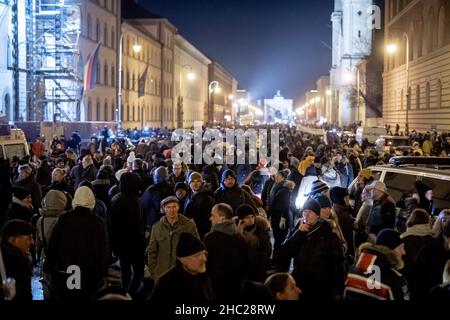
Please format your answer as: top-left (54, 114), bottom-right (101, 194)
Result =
top-left (29, 0), bottom-right (82, 122)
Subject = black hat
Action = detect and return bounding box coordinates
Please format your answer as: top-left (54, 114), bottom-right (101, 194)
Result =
top-left (237, 204), bottom-right (256, 220)
top-left (376, 229), bottom-right (403, 250)
top-left (13, 186), bottom-right (31, 200)
top-left (1, 219), bottom-right (35, 239)
top-left (415, 181), bottom-right (432, 196)
top-left (329, 187), bottom-right (349, 206)
top-left (176, 232), bottom-right (205, 258)
top-left (302, 199), bottom-right (321, 216)
top-left (174, 182), bottom-right (188, 192)
top-left (221, 169), bottom-right (236, 182)
top-left (309, 180), bottom-right (329, 196)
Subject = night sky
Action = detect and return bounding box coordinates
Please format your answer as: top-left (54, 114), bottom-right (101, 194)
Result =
top-left (138, 0), bottom-right (335, 105)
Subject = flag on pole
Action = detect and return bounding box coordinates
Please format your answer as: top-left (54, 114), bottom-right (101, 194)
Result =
top-left (83, 42), bottom-right (101, 92)
top-left (138, 65), bottom-right (149, 97)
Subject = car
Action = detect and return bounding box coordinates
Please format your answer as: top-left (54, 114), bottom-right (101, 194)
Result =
top-left (356, 126), bottom-right (386, 144)
top-left (349, 157), bottom-right (450, 230)
top-left (0, 125), bottom-right (30, 160)
top-left (375, 135), bottom-right (411, 154)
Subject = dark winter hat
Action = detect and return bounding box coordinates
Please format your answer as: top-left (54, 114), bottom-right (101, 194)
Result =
top-left (302, 199), bottom-right (321, 216)
top-left (12, 186), bottom-right (31, 200)
top-left (174, 182), bottom-right (188, 192)
top-left (1, 219), bottom-right (35, 239)
top-left (376, 229), bottom-right (403, 250)
top-left (221, 169), bottom-right (237, 182)
top-left (309, 180), bottom-right (329, 196)
top-left (188, 171), bottom-right (203, 184)
top-left (237, 204), bottom-right (257, 220)
top-left (313, 156), bottom-right (322, 164)
top-left (329, 187), bottom-right (349, 206)
top-left (415, 181), bottom-right (432, 195)
top-left (313, 194), bottom-right (332, 209)
top-left (176, 232), bottom-right (205, 258)
top-left (153, 166), bottom-right (169, 184)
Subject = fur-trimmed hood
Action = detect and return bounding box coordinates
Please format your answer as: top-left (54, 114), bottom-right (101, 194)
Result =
top-left (358, 242), bottom-right (404, 270)
top-left (401, 223), bottom-right (435, 239)
top-left (283, 180), bottom-right (296, 191)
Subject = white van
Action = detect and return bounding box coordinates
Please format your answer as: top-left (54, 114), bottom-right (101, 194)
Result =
top-left (355, 126), bottom-right (386, 144)
top-left (0, 127), bottom-right (30, 160)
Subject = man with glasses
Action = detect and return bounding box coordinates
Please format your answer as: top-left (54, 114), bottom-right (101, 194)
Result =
top-left (147, 197), bottom-right (199, 281)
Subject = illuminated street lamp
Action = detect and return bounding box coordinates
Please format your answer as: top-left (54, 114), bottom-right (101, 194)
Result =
top-left (118, 34), bottom-right (142, 131)
top-left (208, 81), bottom-right (221, 124)
top-left (387, 31), bottom-right (409, 132)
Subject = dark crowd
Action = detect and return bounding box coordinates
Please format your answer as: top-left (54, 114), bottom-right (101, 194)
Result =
top-left (0, 125), bottom-right (449, 302)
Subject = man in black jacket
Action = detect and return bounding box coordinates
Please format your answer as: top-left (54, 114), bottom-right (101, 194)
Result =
top-left (280, 199), bottom-right (345, 301)
top-left (204, 203), bottom-right (250, 300)
top-left (45, 168), bottom-right (74, 197)
top-left (110, 172), bottom-right (146, 297)
top-left (0, 219), bottom-right (35, 300)
top-left (150, 232), bottom-right (214, 302)
top-left (44, 186), bottom-right (109, 300)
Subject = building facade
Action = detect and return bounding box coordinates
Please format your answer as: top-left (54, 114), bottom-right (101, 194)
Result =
top-left (383, 0), bottom-right (450, 133)
top-left (330, 0), bottom-right (374, 126)
top-left (174, 34), bottom-right (210, 128)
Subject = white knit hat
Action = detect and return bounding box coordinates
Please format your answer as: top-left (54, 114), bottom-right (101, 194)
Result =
top-left (72, 186), bottom-right (96, 210)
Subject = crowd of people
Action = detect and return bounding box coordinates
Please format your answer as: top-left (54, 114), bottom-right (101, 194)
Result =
top-left (0, 125), bottom-right (449, 301)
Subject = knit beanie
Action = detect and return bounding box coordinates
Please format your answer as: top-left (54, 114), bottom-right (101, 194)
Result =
top-left (153, 166), bottom-right (169, 184)
top-left (188, 171), bottom-right (203, 184)
top-left (176, 232), bottom-right (205, 258)
top-left (72, 186), bottom-right (96, 210)
top-left (329, 187), bottom-right (349, 206)
top-left (309, 180), bottom-right (329, 196)
top-left (376, 229), bottom-right (403, 250)
top-left (174, 182), bottom-right (188, 192)
top-left (237, 204), bottom-right (257, 220)
top-left (13, 186), bottom-right (31, 200)
top-left (302, 199), bottom-right (321, 216)
top-left (221, 169), bottom-right (237, 182)
top-left (313, 194), bottom-right (332, 209)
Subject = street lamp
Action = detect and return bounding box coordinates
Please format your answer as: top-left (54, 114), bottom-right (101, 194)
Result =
top-left (208, 81), bottom-right (220, 125)
top-left (117, 33), bottom-right (142, 132)
top-left (177, 64), bottom-right (196, 128)
top-left (387, 31), bottom-right (409, 133)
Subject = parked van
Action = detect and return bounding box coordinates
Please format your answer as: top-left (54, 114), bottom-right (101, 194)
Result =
top-left (355, 126), bottom-right (386, 144)
top-left (375, 135), bottom-right (410, 154)
top-left (0, 125), bottom-right (30, 160)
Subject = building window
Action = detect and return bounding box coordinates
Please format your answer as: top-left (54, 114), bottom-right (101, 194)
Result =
top-left (132, 104), bottom-right (135, 121)
top-left (87, 98), bottom-right (92, 121)
top-left (96, 99), bottom-right (101, 121)
top-left (437, 80), bottom-right (442, 108)
top-left (407, 87), bottom-right (411, 110)
top-left (438, 7), bottom-right (446, 48)
top-left (87, 14), bottom-right (92, 39)
top-left (104, 62), bottom-right (108, 86)
top-left (132, 73), bottom-right (135, 91)
top-left (111, 64), bottom-right (115, 87)
top-left (126, 70), bottom-right (130, 90)
top-left (416, 85), bottom-right (420, 109)
top-left (104, 100), bottom-right (108, 121)
top-left (104, 23), bottom-right (108, 46)
top-left (111, 101), bottom-right (115, 121)
top-left (96, 18), bottom-right (100, 42)
top-left (400, 89), bottom-right (404, 110)
top-left (426, 82), bottom-right (430, 108)
top-left (111, 28), bottom-right (115, 49)
top-left (96, 60), bottom-right (101, 84)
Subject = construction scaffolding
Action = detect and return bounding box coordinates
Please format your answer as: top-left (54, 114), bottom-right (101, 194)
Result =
top-left (29, 0), bottom-right (82, 122)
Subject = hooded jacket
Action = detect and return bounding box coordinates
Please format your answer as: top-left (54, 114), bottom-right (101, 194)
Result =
top-left (183, 184), bottom-right (214, 239)
top-left (204, 220), bottom-right (250, 300)
top-left (7, 197), bottom-right (34, 223)
top-left (141, 179), bottom-right (174, 229)
top-left (36, 190), bottom-right (68, 259)
top-left (147, 214), bottom-right (198, 280)
top-left (344, 243), bottom-right (409, 300)
top-left (110, 173), bottom-right (146, 257)
top-left (14, 173), bottom-right (42, 212)
top-left (214, 180), bottom-right (255, 215)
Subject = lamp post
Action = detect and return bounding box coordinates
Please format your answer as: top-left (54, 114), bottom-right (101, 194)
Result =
top-left (177, 64), bottom-right (195, 128)
top-left (387, 31), bottom-right (410, 134)
top-left (117, 33), bottom-right (142, 133)
top-left (208, 81), bottom-right (220, 125)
